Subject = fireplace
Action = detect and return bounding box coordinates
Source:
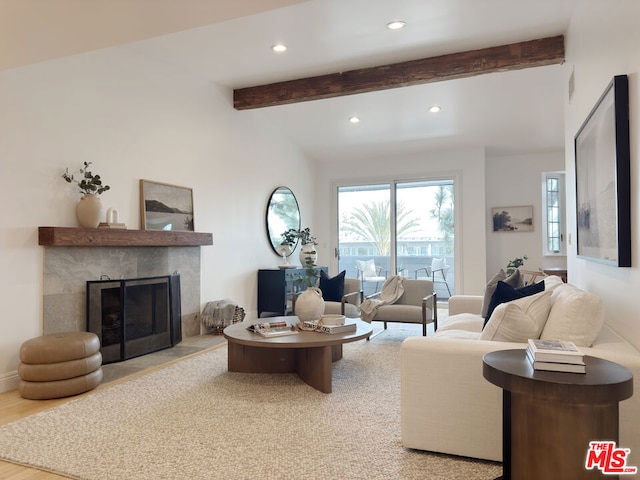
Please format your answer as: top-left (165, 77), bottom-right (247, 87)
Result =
top-left (86, 275), bottom-right (182, 364)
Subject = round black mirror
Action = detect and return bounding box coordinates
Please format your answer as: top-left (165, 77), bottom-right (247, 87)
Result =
top-left (265, 186), bottom-right (300, 256)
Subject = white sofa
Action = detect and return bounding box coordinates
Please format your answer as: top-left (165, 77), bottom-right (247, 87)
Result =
top-left (400, 276), bottom-right (640, 463)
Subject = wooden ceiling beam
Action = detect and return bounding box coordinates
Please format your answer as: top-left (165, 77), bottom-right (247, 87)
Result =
top-left (233, 35), bottom-right (564, 110)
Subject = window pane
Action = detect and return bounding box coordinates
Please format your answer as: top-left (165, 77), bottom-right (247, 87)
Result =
top-left (543, 173), bottom-right (565, 255)
top-left (396, 180), bottom-right (455, 299)
top-left (338, 185), bottom-right (391, 296)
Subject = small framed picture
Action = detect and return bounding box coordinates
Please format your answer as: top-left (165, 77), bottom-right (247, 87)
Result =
top-left (140, 180), bottom-right (194, 231)
top-left (491, 205), bottom-right (533, 233)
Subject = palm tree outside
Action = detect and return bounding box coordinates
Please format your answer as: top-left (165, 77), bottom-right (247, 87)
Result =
top-left (340, 199), bottom-right (420, 256)
top-left (337, 180), bottom-right (455, 298)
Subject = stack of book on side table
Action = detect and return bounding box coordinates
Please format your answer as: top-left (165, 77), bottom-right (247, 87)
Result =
top-left (526, 339), bottom-right (586, 373)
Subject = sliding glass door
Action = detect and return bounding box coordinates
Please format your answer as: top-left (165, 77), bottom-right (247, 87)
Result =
top-left (337, 179), bottom-right (455, 298)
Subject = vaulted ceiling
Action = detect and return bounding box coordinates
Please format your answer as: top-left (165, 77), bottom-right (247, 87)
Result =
top-left (2, 0), bottom-right (577, 161)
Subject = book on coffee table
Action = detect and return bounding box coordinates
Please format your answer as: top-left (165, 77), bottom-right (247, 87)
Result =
top-left (302, 320), bottom-right (357, 334)
top-left (247, 320), bottom-right (299, 338)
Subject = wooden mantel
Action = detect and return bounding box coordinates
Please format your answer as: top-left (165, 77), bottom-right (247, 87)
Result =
top-left (38, 226), bottom-right (213, 247)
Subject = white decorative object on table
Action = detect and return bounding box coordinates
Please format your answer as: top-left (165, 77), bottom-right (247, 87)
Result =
top-left (98, 207), bottom-right (127, 229)
top-left (294, 287), bottom-right (325, 322)
top-left (277, 244), bottom-right (293, 268)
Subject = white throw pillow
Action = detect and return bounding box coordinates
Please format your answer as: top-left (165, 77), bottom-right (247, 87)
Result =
top-left (540, 285), bottom-right (604, 347)
top-left (480, 290), bottom-right (552, 343)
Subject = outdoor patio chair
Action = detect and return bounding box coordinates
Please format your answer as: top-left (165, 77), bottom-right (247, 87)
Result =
top-left (355, 259), bottom-right (387, 291)
top-left (415, 257), bottom-right (451, 298)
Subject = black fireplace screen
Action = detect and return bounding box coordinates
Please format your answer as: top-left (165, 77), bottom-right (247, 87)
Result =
top-left (87, 275), bottom-right (181, 363)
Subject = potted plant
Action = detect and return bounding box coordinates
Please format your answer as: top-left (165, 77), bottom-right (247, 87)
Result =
top-left (297, 227), bottom-right (317, 247)
top-left (506, 255), bottom-right (528, 276)
top-left (294, 227), bottom-right (317, 267)
top-left (281, 227), bottom-right (318, 266)
top-left (62, 162), bottom-right (110, 228)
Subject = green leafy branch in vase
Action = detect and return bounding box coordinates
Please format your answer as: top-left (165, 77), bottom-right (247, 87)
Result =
top-left (506, 255), bottom-right (528, 276)
top-left (296, 257), bottom-right (319, 289)
top-left (62, 162), bottom-right (110, 195)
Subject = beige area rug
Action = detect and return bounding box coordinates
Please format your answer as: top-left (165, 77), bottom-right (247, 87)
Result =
top-left (0, 326), bottom-right (501, 479)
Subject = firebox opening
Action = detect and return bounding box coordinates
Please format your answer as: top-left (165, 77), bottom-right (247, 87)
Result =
top-left (87, 275), bottom-right (181, 364)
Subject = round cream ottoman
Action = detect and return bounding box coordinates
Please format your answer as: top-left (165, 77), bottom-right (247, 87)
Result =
top-left (18, 332), bottom-right (103, 400)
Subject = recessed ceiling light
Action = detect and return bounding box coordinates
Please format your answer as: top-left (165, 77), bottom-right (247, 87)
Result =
top-left (271, 44), bottom-right (287, 53)
top-left (386, 20), bottom-right (406, 30)
top-left (349, 116), bottom-right (361, 124)
top-left (428, 105), bottom-right (442, 113)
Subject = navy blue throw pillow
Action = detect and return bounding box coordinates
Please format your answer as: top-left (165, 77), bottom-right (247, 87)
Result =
top-left (483, 280), bottom-right (545, 328)
top-left (319, 270), bottom-right (346, 302)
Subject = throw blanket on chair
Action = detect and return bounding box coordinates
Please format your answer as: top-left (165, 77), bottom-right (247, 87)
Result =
top-left (360, 275), bottom-right (405, 322)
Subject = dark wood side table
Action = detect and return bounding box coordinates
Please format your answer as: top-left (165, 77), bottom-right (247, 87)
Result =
top-left (483, 349), bottom-right (633, 480)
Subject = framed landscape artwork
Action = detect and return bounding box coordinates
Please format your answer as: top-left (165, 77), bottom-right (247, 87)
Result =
top-left (140, 180), bottom-right (195, 231)
top-left (492, 205), bottom-right (533, 232)
top-left (574, 75), bottom-right (631, 267)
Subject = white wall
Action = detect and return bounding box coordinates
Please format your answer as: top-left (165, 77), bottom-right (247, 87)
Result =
top-left (314, 147), bottom-right (487, 295)
top-left (485, 151), bottom-right (565, 276)
top-left (565, 0), bottom-right (640, 350)
top-left (0, 46), bottom-right (314, 390)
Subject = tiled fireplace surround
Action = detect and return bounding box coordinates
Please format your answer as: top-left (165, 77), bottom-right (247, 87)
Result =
top-left (43, 246), bottom-right (201, 339)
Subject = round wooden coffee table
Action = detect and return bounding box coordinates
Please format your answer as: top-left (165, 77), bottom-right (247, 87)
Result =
top-left (223, 317), bottom-right (373, 393)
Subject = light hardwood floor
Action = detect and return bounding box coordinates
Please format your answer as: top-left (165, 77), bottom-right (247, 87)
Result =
top-left (0, 334), bottom-right (226, 479)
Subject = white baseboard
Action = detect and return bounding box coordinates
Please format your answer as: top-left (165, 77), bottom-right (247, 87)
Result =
top-left (0, 371), bottom-right (19, 393)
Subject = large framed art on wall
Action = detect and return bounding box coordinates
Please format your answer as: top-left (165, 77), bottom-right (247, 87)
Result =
top-left (574, 75), bottom-right (631, 267)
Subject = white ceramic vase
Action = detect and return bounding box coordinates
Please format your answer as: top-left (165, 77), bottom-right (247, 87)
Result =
top-left (294, 287), bottom-right (325, 322)
top-left (76, 194), bottom-right (103, 228)
top-left (299, 243), bottom-right (318, 267)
